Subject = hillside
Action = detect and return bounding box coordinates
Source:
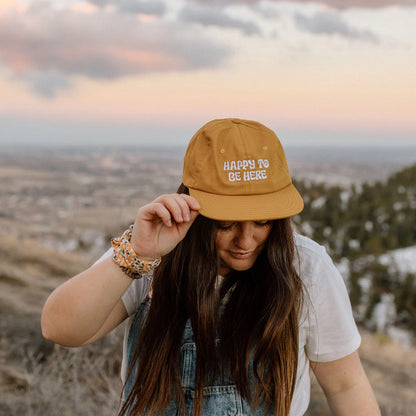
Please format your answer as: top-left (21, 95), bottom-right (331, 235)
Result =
top-left (0, 148), bottom-right (415, 415)
top-left (294, 164), bottom-right (416, 340)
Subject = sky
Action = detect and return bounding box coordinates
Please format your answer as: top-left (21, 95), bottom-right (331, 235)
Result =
top-left (0, 0), bottom-right (415, 147)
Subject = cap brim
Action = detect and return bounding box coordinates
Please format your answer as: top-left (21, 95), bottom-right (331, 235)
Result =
top-left (188, 183), bottom-right (304, 221)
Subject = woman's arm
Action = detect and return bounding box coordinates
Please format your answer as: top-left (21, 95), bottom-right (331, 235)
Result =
top-left (41, 193), bottom-right (200, 347)
top-left (311, 350), bottom-right (381, 416)
top-left (41, 257), bottom-right (132, 347)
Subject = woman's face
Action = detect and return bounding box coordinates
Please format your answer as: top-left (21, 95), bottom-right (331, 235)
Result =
top-left (215, 221), bottom-right (272, 276)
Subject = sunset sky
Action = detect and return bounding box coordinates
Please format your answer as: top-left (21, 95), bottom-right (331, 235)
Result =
top-left (0, 0), bottom-right (415, 147)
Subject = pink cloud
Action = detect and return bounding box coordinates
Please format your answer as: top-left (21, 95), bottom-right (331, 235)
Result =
top-left (0, 1), bottom-right (229, 96)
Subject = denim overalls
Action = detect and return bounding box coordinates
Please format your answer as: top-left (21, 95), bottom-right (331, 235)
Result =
top-left (123, 299), bottom-right (270, 416)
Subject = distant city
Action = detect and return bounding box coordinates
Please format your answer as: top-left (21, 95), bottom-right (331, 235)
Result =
top-left (1, 143), bottom-right (415, 257)
top-left (2, 143), bottom-right (415, 184)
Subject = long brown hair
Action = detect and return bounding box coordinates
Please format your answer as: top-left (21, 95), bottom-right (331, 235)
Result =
top-left (119, 184), bottom-right (303, 416)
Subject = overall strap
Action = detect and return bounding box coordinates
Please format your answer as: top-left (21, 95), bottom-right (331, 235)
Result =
top-left (123, 298), bottom-right (151, 403)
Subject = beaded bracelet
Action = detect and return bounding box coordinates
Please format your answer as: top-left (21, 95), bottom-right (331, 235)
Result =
top-left (111, 225), bottom-right (161, 279)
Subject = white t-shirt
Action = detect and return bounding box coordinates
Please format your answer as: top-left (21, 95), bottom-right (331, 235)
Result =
top-left (96, 234), bottom-right (360, 416)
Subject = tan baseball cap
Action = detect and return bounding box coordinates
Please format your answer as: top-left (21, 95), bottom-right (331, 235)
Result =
top-left (182, 118), bottom-right (304, 221)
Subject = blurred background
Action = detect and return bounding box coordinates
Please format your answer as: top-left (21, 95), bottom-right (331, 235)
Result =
top-left (1, 0), bottom-right (416, 415)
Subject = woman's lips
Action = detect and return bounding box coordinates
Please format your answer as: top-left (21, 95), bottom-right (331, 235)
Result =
top-left (229, 251), bottom-right (253, 259)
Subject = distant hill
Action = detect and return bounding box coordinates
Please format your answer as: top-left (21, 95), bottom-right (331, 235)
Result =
top-left (294, 164), bottom-right (416, 338)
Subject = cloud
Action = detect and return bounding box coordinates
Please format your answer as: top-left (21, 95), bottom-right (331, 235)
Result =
top-left (290, 0), bottom-right (416, 8)
top-left (87, 0), bottom-right (167, 16)
top-left (178, 3), bottom-right (262, 35)
top-left (190, 0), bottom-right (416, 9)
top-left (0, 1), bottom-right (230, 97)
top-left (16, 70), bottom-right (73, 97)
top-left (294, 11), bottom-right (379, 42)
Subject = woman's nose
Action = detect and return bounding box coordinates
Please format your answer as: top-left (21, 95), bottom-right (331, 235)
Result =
top-left (233, 223), bottom-right (254, 250)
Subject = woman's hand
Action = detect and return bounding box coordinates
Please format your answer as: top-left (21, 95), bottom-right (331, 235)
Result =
top-left (130, 193), bottom-right (200, 259)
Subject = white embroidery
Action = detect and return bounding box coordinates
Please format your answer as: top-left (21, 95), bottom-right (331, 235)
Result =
top-left (223, 159), bottom-right (269, 182)
top-left (243, 170), bottom-right (267, 181)
top-left (258, 158), bottom-right (269, 169)
top-left (228, 171), bottom-right (241, 182)
top-left (223, 159), bottom-right (255, 171)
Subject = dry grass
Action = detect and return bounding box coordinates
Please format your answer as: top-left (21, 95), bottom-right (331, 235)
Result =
top-left (359, 331), bottom-right (416, 416)
top-left (0, 234), bottom-right (125, 415)
top-left (1, 330), bottom-right (124, 416)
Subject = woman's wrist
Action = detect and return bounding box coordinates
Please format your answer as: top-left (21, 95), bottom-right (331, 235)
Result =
top-left (111, 225), bottom-right (161, 279)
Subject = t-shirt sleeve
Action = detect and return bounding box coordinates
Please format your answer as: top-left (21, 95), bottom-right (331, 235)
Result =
top-left (93, 247), bottom-right (151, 316)
top-left (93, 247), bottom-right (113, 265)
top-left (304, 250), bottom-right (361, 362)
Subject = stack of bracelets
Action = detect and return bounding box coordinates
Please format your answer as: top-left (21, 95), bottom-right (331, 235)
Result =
top-left (111, 225), bottom-right (161, 279)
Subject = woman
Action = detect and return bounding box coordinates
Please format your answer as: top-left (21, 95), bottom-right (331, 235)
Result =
top-left (41, 119), bottom-right (380, 416)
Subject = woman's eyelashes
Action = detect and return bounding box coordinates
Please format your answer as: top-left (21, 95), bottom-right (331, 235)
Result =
top-left (217, 221), bottom-right (236, 231)
top-left (254, 221), bottom-right (272, 227)
top-left (216, 221), bottom-right (272, 230)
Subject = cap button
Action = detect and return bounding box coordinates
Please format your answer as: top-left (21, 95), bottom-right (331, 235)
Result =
top-left (263, 146), bottom-right (268, 150)
top-left (220, 148), bottom-right (225, 154)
